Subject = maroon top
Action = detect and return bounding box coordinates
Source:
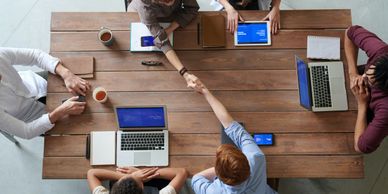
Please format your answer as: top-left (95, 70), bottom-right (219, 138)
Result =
top-left (347, 25), bottom-right (388, 153)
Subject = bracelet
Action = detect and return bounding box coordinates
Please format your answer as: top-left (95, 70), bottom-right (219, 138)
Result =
top-left (179, 67), bottom-right (188, 76)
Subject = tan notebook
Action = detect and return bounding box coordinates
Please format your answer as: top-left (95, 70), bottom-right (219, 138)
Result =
top-left (201, 14), bottom-right (226, 48)
top-left (61, 56), bottom-right (94, 78)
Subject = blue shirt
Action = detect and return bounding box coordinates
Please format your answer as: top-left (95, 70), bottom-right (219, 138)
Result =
top-left (191, 121), bottom-right (277, 194)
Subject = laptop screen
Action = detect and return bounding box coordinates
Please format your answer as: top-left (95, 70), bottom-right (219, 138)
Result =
top-left (236, 22), bottom-right (269, 44)
top-left (296, 57), bottom-right (312, 109)
top-left (116, 107), bottom-right (166, 129)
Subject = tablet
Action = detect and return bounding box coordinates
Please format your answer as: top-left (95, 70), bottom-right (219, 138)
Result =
top-left (234, 21), bottom-right (271, 46)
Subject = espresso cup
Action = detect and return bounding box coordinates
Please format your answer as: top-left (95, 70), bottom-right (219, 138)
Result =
top-left (93, 87), bottom-right (108, 103)
top-left (98, 27), bottom-right (114, 46)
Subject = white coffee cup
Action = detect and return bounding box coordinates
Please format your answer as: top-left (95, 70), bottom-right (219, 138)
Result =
top-left (93, 87), bottom-right (108, 103)
top-left (98, 27), bottom-right (114, 46)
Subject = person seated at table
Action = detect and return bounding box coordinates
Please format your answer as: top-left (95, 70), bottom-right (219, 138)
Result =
top-left (210, 0), bottom-right (281, 34)
top-left (0, 47), bottom-right (90, 139)
top-left (126, 0), bottom-right (199, 87)
top-left (87, 167), bottom-right (188, 194)
top-left (188, 77), bottom-right (277, 194)
top-left (345, 25), bottom-right (388, 153)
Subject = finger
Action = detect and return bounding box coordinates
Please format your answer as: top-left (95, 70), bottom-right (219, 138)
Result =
top-left (262, 15), bottom-right (269, 21)
top-left (230, 19), bottom-right (234, 34)
top-left (146, 172), bottom-right (160, 181)
top-left (76, 87), bottom-right (86, 96)
top-left (234, 17), bottom-right (238, 34)
top-left (239, 14), bottom-right (245, 22)
top-left (68, 96), bottom-right (79, 102)
top-left (274, 22), bottom-right (278, 34)
top-left (144, 168), bottom-right (158, 176)
top-left (278, 20), bottom-right (281, 30)
top-left (73, 101), bottom-right (87, 106)
top-left (69, 89), bottom-right (77, 96)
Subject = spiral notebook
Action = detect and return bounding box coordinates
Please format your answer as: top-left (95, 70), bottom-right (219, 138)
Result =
top-left (307, 36), bottom-right (340, 60)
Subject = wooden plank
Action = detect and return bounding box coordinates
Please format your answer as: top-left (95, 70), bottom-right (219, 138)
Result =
top-left (46, 91), bottom-right (357, 113)
top-left (46, 91), bottom-right (304, 113)
top-left (50, 30), bottom-right (345, 52)
top-left (51, 10), bottom-right (351, 31)
top-left (44, 133), bottom-right (357, 157)
top-left (42, 155), bottom-right (363, 179)
top-left (50, 50), bottom-right (306, 71)
top-left (47, 111), bottom-right (357, 135)
top-left (47, 70), bottom-right (298, 92)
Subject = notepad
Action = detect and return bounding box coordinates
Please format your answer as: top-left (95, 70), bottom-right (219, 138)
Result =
top-left (90, 131), bottom-right (116, 165)
top-left (61, 56), bottom-right (94, 78)
top-left (201, 14), bottom-right (226, 48)
top-left (307, 36), bottom-right (340, 60)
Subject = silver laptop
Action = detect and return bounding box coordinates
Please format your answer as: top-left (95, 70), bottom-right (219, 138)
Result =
top-left (114, 106), bottom-right (169, 167)
top-left (295, 56), bottom-right (348, 112)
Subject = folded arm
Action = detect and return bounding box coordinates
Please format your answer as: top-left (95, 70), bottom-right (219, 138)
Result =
top-left (87, 169), bottom-right (125, 192)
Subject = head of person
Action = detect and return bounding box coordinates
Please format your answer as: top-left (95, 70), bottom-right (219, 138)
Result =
top-left (149, 0), bottom-right (175, 6)
top-left (111, 175), bottom-right (144, 194)
top-left (364, 54), bottom-right (388, 90)
top-left (215, 144), bottom-right (250, 186)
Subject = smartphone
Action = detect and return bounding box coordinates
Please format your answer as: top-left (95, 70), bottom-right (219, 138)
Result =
top-left (252, 133), bottom-right (274, 146)
top-left (62, 95), bottom-right (86, 104)
top-left (141, 36), bottom-right (155, 47)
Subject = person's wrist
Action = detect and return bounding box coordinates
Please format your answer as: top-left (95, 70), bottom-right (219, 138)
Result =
top-left (49, 107), bottom-right (64, 124)
top-left (357, 101), bottom-right (368, 109)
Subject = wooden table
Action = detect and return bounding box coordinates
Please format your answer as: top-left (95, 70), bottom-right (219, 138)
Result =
top-left (44, 10), bottom-right (364, 179)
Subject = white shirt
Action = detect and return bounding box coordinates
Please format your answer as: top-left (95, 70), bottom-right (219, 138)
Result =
top-left (0, 47), bottom-right (59, 139)
top-left (93, 185), bottom-right (176, 194)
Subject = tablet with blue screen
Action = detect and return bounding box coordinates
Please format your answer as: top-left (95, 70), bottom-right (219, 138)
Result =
top-left (234, 21), bottom-right (271, 46)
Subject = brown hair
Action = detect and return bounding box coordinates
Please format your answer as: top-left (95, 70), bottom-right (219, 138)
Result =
top-left (215, 144), bottom-right (250, 186)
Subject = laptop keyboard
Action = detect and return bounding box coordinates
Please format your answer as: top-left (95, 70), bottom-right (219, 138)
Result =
top-left (311, 66), bottom-right (332, 108)
top-left (121, 132), bottom-right (165, 151)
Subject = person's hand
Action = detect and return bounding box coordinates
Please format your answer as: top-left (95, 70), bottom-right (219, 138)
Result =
top-left (225, 6), bottom-right (244, 34)
top-left (187, 77), bottom-right (208, 94)
top-left (63, 71), bottom-right (91, 96)
top-left (262, 6), bottom-right (281, 35)
top-left (116, 167), bottom-right (140, 174)
top-left (350, 76), bottom-right (370, 106)
top-left (58, 96), bottom-right (86, 115)
top-left (131, 168), bottom-right (160, 183)
top-left (183, 73), bottom-right (198, 88)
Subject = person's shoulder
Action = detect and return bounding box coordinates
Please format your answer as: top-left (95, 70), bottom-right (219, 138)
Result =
top-left (159, 185), bottom-right (176, 194)
top-left (93, 185), bottom-right (109, 194)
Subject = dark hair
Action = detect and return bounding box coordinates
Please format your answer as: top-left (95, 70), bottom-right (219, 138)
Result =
top-left (373, 54), bottom-right (388, 91)
top-left (111, 177), bottom-right (143, 194)
top-left (215, 144), bottom-right (250, 186)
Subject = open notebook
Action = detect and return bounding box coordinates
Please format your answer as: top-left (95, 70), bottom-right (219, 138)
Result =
top-left (307, 36), bottom-right (340, 60)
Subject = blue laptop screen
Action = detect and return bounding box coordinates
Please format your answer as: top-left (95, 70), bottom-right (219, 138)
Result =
top-left (116, 107), bottom-right (166, 128)
top-left (296, 57), bottom-right (312, 109)
top-left (237, 23), bottom-right (268, 44)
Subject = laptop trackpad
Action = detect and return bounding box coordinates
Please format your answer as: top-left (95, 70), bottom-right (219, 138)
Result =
top-left (134, 152), bottom-right (151, 166)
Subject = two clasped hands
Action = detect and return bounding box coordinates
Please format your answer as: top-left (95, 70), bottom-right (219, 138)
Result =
top-left (350, 73), bottom-right (371, 108)
top-left (183, 73), bottom-right (208, 94)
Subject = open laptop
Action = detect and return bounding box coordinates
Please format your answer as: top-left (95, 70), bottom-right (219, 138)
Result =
top-left (115, 106), bottom-right (169, 167)
top-left (295, 56), bottom-right (348, 112)
top-left (234, 21), bottom-right (271, 46)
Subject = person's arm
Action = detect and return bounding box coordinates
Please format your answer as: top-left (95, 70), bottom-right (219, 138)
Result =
top-left (155, 168), bottom-right (189, 192)
top-left (344, 27), bottom-right (360, 79)
top-left (354, 102), bottom-right (368, 152)
top-left (165, 21), bottom-right (180, 36)
top-left (218, 0), bottom-right (244, 34)
top-left (2, 48), bottom-right (59, 73)
top-left (195, 167), bottom-right (216, 181)
top-left (55, 62), bottom-right (91, 96)
top-left (356, 106), bottom-right (388, 153)
top-left (262, 0), bottom-right (281, 34)
top-left (87, 169), bottom-right (125, 192)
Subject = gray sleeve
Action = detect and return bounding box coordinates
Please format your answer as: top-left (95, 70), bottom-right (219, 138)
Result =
top-left (173, 0), bottom-right (199, 28)
top-left (136, 6), bottom-right (173, 54)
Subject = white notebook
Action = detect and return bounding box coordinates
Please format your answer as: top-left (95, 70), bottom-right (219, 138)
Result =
top-left (130, 22), bottom-right (173, 52)
top-left (90, 131), bottom-right (116, 165)
top-left (307, 35), bottom-right (340, 60)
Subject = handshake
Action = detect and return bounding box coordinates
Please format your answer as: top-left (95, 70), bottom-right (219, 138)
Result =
top-left (183, 73), bottom-right (208, 94)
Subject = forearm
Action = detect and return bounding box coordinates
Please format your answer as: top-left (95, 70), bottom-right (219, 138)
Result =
top-left (354, 104), bottom-right (368, 152)
top-left (48, 106), bottom-right (65, 124)
top-left (202, 90), bottom-right (234, 128)
top-left (219, 0), bottom-right (234, 10)
top-left (55, 62), bottom-right (73, 80)
top-left (157, 168), bottom-right (188, 191)
top-left (196, 167), bottom-right (216, 181)
top-left (345, 29), bottom-right (359, 76)
top-left (165, 50), bottom-right (185, 72)
top-left (271, 0), bottom-right (281, 8)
